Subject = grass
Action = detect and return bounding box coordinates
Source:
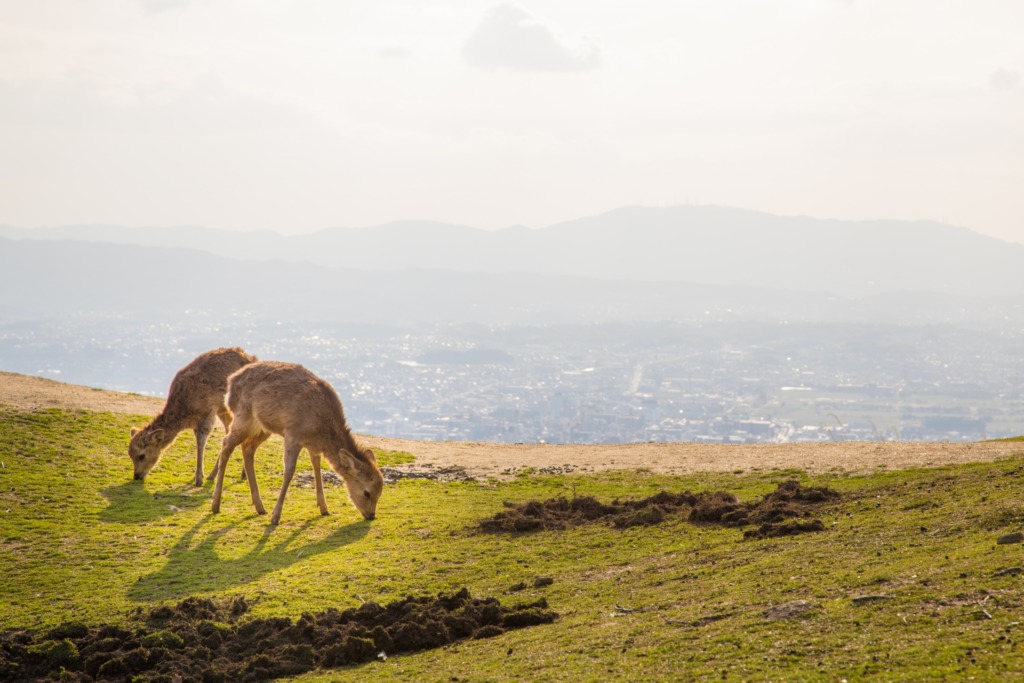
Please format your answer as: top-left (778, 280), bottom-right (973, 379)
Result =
top-left (2, 405), bottom-right (1024, 680)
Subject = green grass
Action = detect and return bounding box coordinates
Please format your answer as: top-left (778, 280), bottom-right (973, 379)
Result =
top-left (3, 406), bottom-right (1024, 680)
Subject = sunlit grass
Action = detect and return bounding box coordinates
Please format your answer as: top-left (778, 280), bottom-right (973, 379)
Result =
top-left (2, 406), bottom-right (1024, 680)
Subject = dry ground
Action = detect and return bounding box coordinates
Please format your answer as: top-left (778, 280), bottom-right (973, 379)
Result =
top-left (2, 370), bottom-right (1019, 479)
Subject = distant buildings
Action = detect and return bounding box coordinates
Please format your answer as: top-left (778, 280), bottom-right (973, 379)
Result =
top-left (3, 314), bottom-right (1022, 444)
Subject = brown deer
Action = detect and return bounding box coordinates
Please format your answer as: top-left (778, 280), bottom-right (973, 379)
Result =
top-left (128, 347), bottom-right (258, 486)
top-left (211, 361), bottom-right (383, 525)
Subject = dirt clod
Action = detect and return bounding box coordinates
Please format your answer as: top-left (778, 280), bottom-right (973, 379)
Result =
top-left (763, 600), bottom-right (818, 621)
top-left (478, 480), bottom-right (838, 538)
top-left (851, 594), bottom-right (894, 605)
top-left (295, 465), bottom-right (475, 488)
top-left (992, 567), bottom-right (1024, 577)
top-left (0, 589), bottom-right (556, 682)
top-left (743, 519), bottom-right (827, 539)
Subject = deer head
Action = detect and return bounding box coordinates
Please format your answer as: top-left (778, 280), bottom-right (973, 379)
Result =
top-left (337, 447), bottom-right (383, 520)
top-left (128, 426), bottom-right (167, 480)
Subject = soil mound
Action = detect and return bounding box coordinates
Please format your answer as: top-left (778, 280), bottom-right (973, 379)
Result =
top-left (478, 480), bottom-right (839, 538)
top-left (0, 589), bottom-right (556, 682)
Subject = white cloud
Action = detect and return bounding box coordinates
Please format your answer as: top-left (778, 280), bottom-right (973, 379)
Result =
top-left (137, 0), bottom-right (193, 15)
top-left (378, 46), bottom-right (411, 61)
top-left (462, 3), bottom-right (602, 73)
top-left (990, 67), bottom-right (1020, 92)
top-left (0, 71), bottom-right (303, 136)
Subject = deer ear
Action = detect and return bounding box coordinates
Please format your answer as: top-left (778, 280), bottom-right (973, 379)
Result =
top-left (363, 447), bottom-right (377, 465)
top-left (335, 450), bottom-right (358, 471)
top-left (130, 428), bottom-right (140, 438)
top-left (151, 428), bottom-right (165, 441)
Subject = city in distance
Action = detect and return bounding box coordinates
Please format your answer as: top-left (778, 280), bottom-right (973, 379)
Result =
top-left (2, 206), bottom-right (1022, 444)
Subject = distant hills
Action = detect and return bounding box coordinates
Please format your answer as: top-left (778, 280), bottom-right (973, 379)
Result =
top-left (3, 206), bottom-right (1023, 298)
top-left (2, 206), bottom-right (1023, 326)
top-left (0, 235), bottom-right (823, 324)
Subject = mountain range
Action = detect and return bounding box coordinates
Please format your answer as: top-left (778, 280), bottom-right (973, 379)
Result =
top-left (3, 205), bottom-right (1022, 298)
top-left (2, 206), bottom-right (1022, 325)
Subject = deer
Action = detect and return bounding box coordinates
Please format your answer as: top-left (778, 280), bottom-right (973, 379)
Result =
top-left (128, 347), bottom-right (258, 486)
top-left (211, 361), bottom-right (383, 525)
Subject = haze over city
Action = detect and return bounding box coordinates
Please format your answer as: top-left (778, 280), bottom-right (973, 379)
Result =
top-left (2, 2), bottom-right (1023, 445)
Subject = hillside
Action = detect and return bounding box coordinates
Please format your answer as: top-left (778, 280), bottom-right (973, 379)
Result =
top-left (1, 371), bottom-right (1019, 479)
top-left (3, 370), bottom-right (1024, 681)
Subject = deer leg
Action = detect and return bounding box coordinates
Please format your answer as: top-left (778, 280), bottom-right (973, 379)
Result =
top-left (211, 429), bottom-right (246, 514)
top-left (210, 407), bottom-right (246, 482)
top-left (270, 439), bottom-right (301, 525)
top-left (194, 414), bottom-right (216, 487)
top-left (241, 432), bottom-right (269, 516)
top-left (217, 407), bottom-right (233, 433)
top-left (310, 452), bottom-right (330, 516)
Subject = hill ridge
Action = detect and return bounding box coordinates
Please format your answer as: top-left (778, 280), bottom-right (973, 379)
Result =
top-left (3, 205), bottom-right (1022, 297)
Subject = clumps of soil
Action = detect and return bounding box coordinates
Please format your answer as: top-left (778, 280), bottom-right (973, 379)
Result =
top-left (509, 577), bottom-right (555, 592)
top-left (692, 479), bottom-right (839, 539)
top-left (0, 589), bottom-right (555, 682)
top-left (478, 479), bottom-right (839, 539)
top-left (502, 465), bottom-right (578, 477)
top-left (295, 464), bottom-right (475, 488)
top-left (379, 464), bottom-right (475, 484)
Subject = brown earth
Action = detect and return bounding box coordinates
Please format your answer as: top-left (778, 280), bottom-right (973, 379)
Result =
top-left (477, 480), bottom-right (839, 538)
top-left (2, 371), bottom-right (1021, 479)
top-left (0, 590), bottom-right (555, 682)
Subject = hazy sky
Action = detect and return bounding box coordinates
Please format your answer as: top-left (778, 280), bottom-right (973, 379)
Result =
top-left (1, 1), bottom-right (1022, 243)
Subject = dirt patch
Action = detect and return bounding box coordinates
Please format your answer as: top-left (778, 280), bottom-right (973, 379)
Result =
top-left (0, 590), bottom-right (556, 682)
top-left (362, 437), bottom-right (1024, 481)
top-left (478, 480), bottom-right (839, 538)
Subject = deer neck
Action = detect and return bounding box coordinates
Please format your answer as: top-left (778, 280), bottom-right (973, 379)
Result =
top-left (148, 412), bottom-right (186, 442)
top-left (321, 421), bottom-right (366, 472)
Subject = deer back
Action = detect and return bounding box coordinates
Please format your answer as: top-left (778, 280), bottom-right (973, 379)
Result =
top-left (226, 361), bottom-right (353, 453)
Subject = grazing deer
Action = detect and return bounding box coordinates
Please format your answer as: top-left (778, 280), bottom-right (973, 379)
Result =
top-left (128, 347), bottom-right (258, 486)
top-left (211, 361), bottom-right (383, 524)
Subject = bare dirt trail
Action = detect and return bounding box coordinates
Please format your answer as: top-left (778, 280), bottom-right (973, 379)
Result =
top-left (359, 436), bottom-right (1022, 479)
top-left (0, 371), bottom-right (164, 415)
top-left (3, 371), bottom-right (1020, 479)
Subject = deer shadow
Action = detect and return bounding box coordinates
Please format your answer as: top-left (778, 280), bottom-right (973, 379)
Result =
top-left (98, 480), bottom-right (213, 524)
top-left (128, 514), bottom-right (370, 602)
